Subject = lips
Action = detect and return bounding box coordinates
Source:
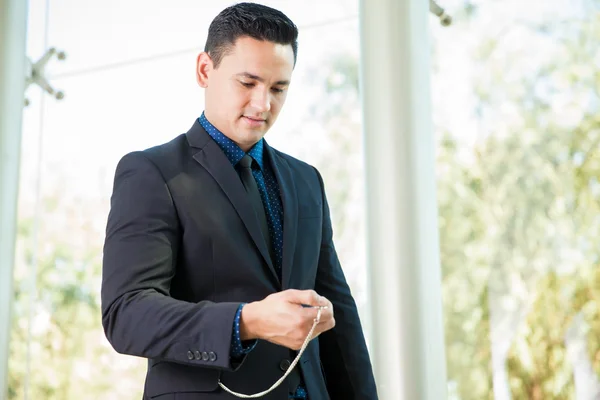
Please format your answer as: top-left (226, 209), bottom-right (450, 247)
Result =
top-left (243, 116), bottom-right (266, 122)
top-left (242, 116), bottom-right (267, 127)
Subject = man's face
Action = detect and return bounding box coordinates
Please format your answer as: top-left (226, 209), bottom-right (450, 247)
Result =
top-left (196, 37), bottom-right (295, 151)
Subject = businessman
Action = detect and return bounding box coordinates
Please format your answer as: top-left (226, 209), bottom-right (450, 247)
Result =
top-left (101, 3), bottom-right (378, 399)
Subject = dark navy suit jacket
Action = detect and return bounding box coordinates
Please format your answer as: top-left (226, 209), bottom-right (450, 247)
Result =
top-left (101, 120), bottom-right (378, 399)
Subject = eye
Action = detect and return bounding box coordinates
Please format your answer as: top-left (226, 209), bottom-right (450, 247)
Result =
top-left (239, 81), bottom-right (254, 88)
top-left (271, 87), bottom-right (285, 94)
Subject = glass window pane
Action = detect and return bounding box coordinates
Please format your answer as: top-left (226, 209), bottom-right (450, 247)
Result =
top-left (433, 0), bottom-right (600, 399)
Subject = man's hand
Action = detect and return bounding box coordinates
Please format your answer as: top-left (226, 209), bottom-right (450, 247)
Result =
top-left (239, 290), bottom-right (335, 350)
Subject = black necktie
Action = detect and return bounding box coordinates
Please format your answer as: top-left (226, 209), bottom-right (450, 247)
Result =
top-left (237, 155), bottom-right (275, 266)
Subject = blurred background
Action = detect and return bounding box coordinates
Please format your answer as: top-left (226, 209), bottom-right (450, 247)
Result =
top-left (2, 0), bottom-right (600, 398)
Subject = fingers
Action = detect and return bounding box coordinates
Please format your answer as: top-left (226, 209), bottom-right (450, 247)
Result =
top-left (299, 299), bottom-right (334, 334)
top-left (257, 290), bottom-right (336, 350)
top-left (312, 304), bottom-right (333, 321)
top-left (283, 290), bottom-right (333, 322)
top-left (319, 302), bottom-right (335, 324)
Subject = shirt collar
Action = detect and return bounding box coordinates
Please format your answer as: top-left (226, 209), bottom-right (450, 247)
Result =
top-left (198, 112), bottom-right (264, 170)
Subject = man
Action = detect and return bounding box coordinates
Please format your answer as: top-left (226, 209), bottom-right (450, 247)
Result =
top-left (101, 2), bottom-right (378, 399)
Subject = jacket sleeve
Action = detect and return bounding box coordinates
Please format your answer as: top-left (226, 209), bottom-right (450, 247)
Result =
top-left (312, 167), bottom-right (379, 399)
top-left (101, 151), bottom-right (244, 370)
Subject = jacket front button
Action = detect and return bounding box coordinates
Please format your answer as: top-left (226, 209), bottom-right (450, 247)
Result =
top-left (279, 359), bottom-right (291, 371)
top-left (187, 351), bottom-right (194, 360)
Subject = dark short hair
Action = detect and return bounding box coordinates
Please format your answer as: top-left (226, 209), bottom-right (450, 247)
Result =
top-left (204, 2), bottom-right (299, 68)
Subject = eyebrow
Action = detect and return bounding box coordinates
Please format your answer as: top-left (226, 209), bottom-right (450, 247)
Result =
top-left (236, 72), bottom-right (290, 86)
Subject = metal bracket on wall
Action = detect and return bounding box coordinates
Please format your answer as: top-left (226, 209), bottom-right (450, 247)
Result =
top-left (24, 47), bottom-right (66, 106)
top-left (430, 0), bottom-right (452, 26)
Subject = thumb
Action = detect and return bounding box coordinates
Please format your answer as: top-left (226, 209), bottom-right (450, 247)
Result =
top-left (285, 289), bottom-right (322, 307)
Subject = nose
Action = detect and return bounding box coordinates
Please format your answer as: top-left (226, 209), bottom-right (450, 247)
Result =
top-left (250, 88), bottom-right (271, 113)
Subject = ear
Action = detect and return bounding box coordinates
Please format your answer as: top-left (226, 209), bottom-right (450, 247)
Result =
top-left (196, 52), bottom-right (212, 88)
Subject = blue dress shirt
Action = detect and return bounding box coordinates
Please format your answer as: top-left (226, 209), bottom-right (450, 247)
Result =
top-left (198, 113), bottom-right (307, 399)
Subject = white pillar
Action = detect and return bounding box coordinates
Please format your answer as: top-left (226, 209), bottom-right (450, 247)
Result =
top-left (359, 0), bottom-right (448, 398)
top-left (0, 0), bottom-right (28, 396)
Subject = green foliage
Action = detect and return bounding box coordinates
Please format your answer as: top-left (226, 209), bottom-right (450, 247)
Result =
top-left (8, 200), bottom-right (145, 399)
top-left (439, 7), bottom-right (600, 400)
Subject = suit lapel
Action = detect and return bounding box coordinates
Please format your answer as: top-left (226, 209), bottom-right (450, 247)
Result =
top-left (186, 122), bottom-right (279, 284)
top-left (266, 145), bottom-right (298, 290)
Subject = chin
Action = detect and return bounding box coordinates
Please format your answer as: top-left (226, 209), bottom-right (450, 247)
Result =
top-left (242, 126), bottom-right (269, 138)
top-left (247, 132), bottom-right (267, 143)
top-left (229, 131), bottom-right (261, 149)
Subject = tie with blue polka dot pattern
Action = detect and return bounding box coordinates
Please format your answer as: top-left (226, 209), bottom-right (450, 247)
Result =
top-left (237, 154), bottom-right (276, 269)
